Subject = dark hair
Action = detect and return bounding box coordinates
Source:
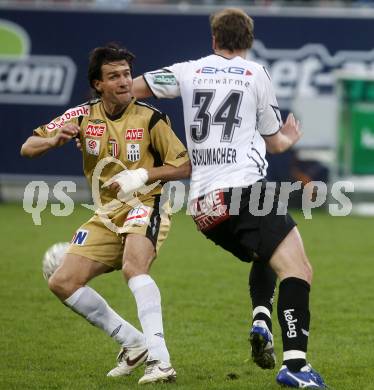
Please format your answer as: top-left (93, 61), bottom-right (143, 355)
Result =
top-left (88, 43), bottom-right (135, 95)
top-left (210, 8), bottom-right (254, 51)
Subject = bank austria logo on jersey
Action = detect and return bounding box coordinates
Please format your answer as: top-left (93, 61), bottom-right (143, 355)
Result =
top-left (0, 19), bottom-right (76, 105)
top-left (196, 67), bottom-right (252, 76)
top-left (248, 40), bottom-right (374, 109)
top-left (46, 105), bottom-right (90, 132)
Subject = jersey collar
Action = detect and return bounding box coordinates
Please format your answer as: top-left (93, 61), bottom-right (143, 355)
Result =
top-left (213, 53), bottom-right (234, 60)
top-left (104, 97), bottom-right (136, 121)
top-left (213, 53), bottom-right (246, 61)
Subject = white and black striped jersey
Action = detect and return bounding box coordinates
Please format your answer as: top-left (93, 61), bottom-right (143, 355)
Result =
top-left (143, 54), bottom-right (282, 199)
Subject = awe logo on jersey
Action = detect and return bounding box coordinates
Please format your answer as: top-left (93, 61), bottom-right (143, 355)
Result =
top-left (72, 229), bottom-right (89, 245)
top-left (249, 40), bottom-right (374, 109)
top-left (127, 144), bottom-right (140, 162)
top-left (196, 67), bottom-right (252, 76)
top-left (124, 206), bottom-right (152, 227)
top-left (125, 128), bottom-right (144, 141)
top-left (85, 124), bottom-right (106, 137)
top-left (86, 138), bottom-right (100, 156)
top-left (108, 138), bottom-right (119, 157)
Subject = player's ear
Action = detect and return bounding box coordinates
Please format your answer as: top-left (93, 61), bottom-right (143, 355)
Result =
top-left (93, 79), bottom-right (102, 93)
top-left (212, 35), bottom-right (216, 51)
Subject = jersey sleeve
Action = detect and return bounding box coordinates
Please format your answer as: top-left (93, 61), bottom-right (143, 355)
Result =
top-left (256, 66), bottom-right (283, 136)
top-left (143, 63), bottom-right (184, 99)
top-left (33, 104), bottom-right (90, 138)
top-left (149, 111), bottom-right (189, 167)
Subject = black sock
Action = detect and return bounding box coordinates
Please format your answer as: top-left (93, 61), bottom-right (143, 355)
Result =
top-left (278, 277), bottom-right (310, 372)
top-left (249, 261), bottom-right (277, 332)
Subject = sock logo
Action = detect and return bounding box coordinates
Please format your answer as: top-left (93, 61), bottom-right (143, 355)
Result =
top-left (284, 309), bottom-right (297, 338)
top-left (110, 324), bottom-right (122, 337)
top-left (301, 328), bottom-right (309, 337)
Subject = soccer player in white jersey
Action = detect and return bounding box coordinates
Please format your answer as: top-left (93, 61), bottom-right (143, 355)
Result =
top-left (129, 8), bottom-right (327, 388)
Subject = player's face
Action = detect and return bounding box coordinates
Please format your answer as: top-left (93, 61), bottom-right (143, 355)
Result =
top-left (95, 60), bottom-right (133, 109)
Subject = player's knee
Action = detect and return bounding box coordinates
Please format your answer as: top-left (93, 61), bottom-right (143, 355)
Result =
top-left (48, 272), bottom-right (65, 297)
top-left (48, 270), bottom-right (78, 300)
top-left (122, 255), bottom-right (150, 281)
top-left (122, 261), bottom-right (133, 281)
top-left (295, 255), bottom-right (313, 284)
top-left (304, 260), bottom-right (313, 284)
top-left (122, 261), bottom-right (142, 281)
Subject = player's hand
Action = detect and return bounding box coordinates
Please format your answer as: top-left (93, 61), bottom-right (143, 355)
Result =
top-left (75, 137), bottom-right (82, 151)
top-left (50, 124), bottom-right (80, 148)
top-left (102, 168), bottom-right (149, 202)
top-left (280, 113), bottom-right (301, 146)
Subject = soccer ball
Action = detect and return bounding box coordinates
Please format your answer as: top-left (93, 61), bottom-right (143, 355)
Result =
top-left (42, 242), bottom-right (70, 280)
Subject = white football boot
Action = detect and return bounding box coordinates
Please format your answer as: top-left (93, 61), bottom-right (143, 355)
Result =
top-left (138, 360), bottom-right (177, 384)
top-left (107, 345), bottom-right (148, 377)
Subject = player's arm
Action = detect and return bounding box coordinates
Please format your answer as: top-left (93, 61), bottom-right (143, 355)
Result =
top-left (264, 113), bottom-right (301, 154)
top-left (147, 161), bottom-right (191, 182)
top-left (134, 65), bottom-right (182, 100)
top-left (20, 124), bottom-right (79, 158)
top-left (132, 76), bottom-right (153, 99)
top-left (256, 66), bottom-right (301, 154)
top-left (104, 111), bottom-right (190, 195)
top-left (106, 161), bottom-right (191, 195)
top-left (104, 151), bottom-right (191, 195)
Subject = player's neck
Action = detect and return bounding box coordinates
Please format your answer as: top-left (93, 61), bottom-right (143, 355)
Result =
top-left (214, 48), bottom-right (247, 60)
top-left (102, 100), bottom-right (129, 117)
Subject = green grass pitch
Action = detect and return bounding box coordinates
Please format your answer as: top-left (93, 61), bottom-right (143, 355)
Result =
top-left (1, 203), bottom-right (374, 389)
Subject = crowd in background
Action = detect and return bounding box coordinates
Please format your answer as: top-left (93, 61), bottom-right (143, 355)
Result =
top-left (2, 0), bottom-right (374, 8)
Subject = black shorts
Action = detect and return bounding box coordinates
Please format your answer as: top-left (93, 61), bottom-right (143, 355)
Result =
top-left (197, 180), bottom-right (296, 263)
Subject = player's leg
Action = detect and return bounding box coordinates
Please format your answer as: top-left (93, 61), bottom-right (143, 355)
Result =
top-left (122, 233), bottom-right (176, 384)
top-left (269, 226), bottom-right (326, 388)
top-left (48, 217), bottom-right (147, 376)
top-left (48, 252), bottom-right (109, 300)
top-left (249, 261), bottom-right (277, 369)
top-left (120, 198), bottom-right (176, 384)
top-left (192, 186), bottom-right (277, 370)
top-left (249, 261), bottom-right (276, 332)
top-left (48, 254), bottom-right (146, 360)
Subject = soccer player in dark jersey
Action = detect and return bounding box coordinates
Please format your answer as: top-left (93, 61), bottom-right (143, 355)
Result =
top-left (131, 8), bottom-right (326, 389)
top-left (21, 44), bottom-right (191, 385)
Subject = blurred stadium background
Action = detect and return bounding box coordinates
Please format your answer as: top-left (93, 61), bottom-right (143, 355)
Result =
top-left (1, 0), bottom-right (374, 211)
top-left (1, 1), bottom-right (374, 389)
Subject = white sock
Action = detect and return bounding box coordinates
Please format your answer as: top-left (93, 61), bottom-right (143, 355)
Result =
top-left (64, 286), bottom-right (145, 348)
top-left (128, 274), bottom-right (170, 363)
top-left (253, 306), bottom-right (271, 320)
